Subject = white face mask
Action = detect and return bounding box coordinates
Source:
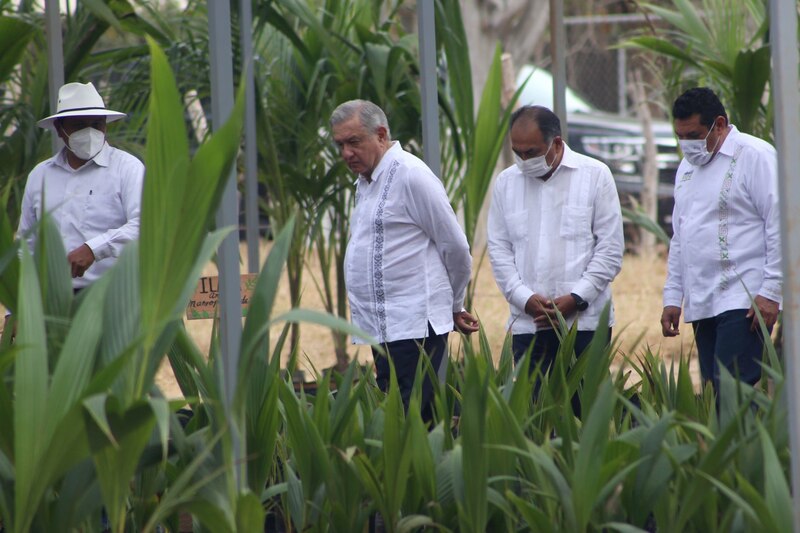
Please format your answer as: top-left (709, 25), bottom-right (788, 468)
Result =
top-left (678, 119), bottom-right (721, 167)
top-left (65, 127), bottom-right (106, 160)
top-left (514, 141), bottom-right (554, 178)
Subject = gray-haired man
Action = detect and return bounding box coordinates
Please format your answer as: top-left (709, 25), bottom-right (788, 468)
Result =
top-left (330, 99), bottom-right (478, 422)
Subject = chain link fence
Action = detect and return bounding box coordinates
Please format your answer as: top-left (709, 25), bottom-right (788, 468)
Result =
top-left (546, 13), bottom-right (668, 120)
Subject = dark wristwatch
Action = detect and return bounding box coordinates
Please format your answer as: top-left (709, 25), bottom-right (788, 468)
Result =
top-left (571, 293), bottom-right (589, 312)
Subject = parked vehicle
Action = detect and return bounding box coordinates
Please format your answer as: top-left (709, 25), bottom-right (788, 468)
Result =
top-left (516, 66), bottom-right (680, 234)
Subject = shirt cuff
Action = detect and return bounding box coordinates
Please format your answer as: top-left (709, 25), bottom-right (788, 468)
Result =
top-left (662, 289), bottom-right (683, 308)
top-left (85, 235), bottom-right (109, 261)
top-left (570, 278), bottom-right (600, 303)
top-left (510, 286), bottom-right (535, 312)
top-left (758, 281), bottom-right (782, 304)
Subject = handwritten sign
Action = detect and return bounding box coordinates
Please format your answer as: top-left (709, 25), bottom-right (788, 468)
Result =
top-left (186, 273), bottom-right (259, 320)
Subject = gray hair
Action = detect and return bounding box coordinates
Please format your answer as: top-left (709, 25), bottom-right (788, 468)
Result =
top-left (330, 99), bottom-right (391, 139)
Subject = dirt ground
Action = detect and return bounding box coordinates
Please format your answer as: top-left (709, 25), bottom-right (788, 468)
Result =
top-left (158, 241), bottom-right (700, 398)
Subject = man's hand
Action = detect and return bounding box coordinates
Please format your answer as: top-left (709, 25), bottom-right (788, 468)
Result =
top-left (661, 306), bottom-right (681, 337)
top-left (453, 310), bottom-right (480, 334)
top-left (747, 295), bottom-right (779, 332)
top-left (530, 293), bottom-right (579, 328)
top-left (2, 314), bottom-right (15, 343)
top-left (67, 243), bottom-right (95, 278)
top-left (524, 294), bottom-right (551, 327)
top-left (552, 294), bottom-right (578, 318)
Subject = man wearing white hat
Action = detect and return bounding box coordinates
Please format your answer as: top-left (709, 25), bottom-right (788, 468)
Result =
top-left (17, 81), bottom-right (144, 290)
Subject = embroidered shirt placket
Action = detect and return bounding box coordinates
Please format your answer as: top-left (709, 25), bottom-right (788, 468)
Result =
top-left (372, 160), bottom-right (400, 342)
top-left (717, 146), bottom-right (743, 290)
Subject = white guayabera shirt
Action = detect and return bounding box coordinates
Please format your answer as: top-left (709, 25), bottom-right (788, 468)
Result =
top-left (488, 144), bottom-right (624, 335)
top-left (18, 144), bottom-right (144, 289)
top-left (663, 126), bottom-right (782, 322)
top-left (345, 142), bottom-right (472, 344)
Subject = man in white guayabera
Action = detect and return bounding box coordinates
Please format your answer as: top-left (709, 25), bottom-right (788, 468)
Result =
top-left (18, 82), bottom-right (144, 290)
top-left (661, 87), bottom-right (781, 392)
top-left (487, 105), bottom-right (624, 413)
top-left (330, 99), bottom-right (478, 424)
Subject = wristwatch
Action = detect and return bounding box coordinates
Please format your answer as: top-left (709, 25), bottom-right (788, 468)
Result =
top-left (571, 293), bottom-right (589, 312)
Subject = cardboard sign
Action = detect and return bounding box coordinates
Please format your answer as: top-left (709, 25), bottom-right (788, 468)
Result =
top-left (186, 273), bottom-right (259, 320)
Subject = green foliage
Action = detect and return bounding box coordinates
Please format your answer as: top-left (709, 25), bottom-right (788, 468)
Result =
top-left (622, 205), bottom-right (671, 246)
top-left (0, 2), bottom-right (793, 531)
top-left (457, 44), bottom-right (514, 254)
top-left (140, 35), bottom-right (243, 354)
top-left (0, 16), bottom-right (34, 83)
top-left (459, 351), bottom-right (489, 532)
top-left (0, 182), bottom-right (792, 533)
top-left (625, 0), bottom-right (773, 138)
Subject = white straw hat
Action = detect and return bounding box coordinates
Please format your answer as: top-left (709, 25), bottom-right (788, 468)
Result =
top-left (37, 82), bottom-right (126, 129)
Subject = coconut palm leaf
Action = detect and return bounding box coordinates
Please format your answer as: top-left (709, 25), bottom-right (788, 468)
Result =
top-left (624, 0), bottom-right (770, 138)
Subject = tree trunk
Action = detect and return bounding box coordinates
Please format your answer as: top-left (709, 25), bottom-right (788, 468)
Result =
top-left (630, 68), bottom-right (658, 255)
top-left (460, 0), bottom-right (550, 109)
top-left (460, 0), bottom-right (550, 252)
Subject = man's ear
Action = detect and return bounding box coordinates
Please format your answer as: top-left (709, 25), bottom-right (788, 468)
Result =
top-left (376, 125), bottom-right (388, 142)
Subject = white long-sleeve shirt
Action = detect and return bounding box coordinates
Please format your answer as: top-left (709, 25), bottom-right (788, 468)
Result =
top-left (663, 126), bottom-right (781, 321)
top-left (345, 142), bottom-right (472, 344)
top-left (488, 144), bottom-right (624, 334)
top-left (17, 144), bottom-right (144, 289)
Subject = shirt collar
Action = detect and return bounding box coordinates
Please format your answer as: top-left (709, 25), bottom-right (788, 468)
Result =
top-left (557, 143), bottom-right (579, 169)
top-left (541, 142), bottom-right (578, 181)
top-left (92, 143), bottom-right (112, 167)
top-left (716, 125), bottom-right (739, 158)
top-left (358, 141), bottom-right (401, 184)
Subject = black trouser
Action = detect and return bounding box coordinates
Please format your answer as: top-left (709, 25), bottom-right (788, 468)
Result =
top-left (692, 309), bottom-right (770, 392)
top-left (512, 328), bottom-right (611, 417)
top-left (373, 323), bottom-right (447, 425)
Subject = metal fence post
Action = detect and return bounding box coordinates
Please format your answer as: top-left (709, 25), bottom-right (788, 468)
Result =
top-left (239, 0), bottom-right (260, 274)
top-left (549, 0), bottom-right (567, 141)
top-left (770, 0), bottom-right (800, 530)
top-left (207, 0), bottom-right (244, 488)
top-left (417, 0), bottom-right (441, 179)
top-left (44, 0), bottom-right (64, 154)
